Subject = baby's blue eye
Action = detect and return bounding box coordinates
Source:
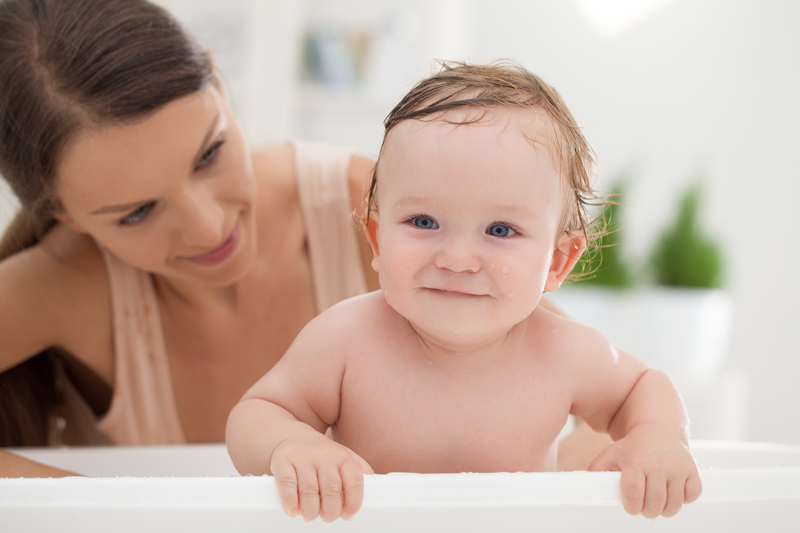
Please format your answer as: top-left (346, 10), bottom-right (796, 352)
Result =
top-left (487, 224), bottom-right (515, 238)
top-left (120, 202), bottom-right (154, 226)
top-left (412, 216), bottom-right (438, 229)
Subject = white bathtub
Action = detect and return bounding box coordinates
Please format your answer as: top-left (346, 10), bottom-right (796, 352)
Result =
top-left (2, 440), bottom-right (799, 532)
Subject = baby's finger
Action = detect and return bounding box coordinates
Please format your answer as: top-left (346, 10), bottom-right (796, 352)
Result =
top-left (620, 467), bottom-right (645, 515)
top-left (318, 463), bottom-right (344, 523)
top-left (271, 461), bottom-right (300, 518)
top-left (641, 473), bottom-right (667, 519)
top-left (295, 464), bottom-right (321, 522)
top-left (340, 458), bottom-right (366, 520)
top-left (586, 444), bottom-right (618, 472)
top-left (685, 471), bottom-right (703, 503)
top-left (661, 478), bottom-right (685, 518)
top-left (351, 451), bottom-right (375, 475)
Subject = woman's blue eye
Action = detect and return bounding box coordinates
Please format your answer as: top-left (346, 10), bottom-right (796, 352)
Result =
top-left (412, 216), bottom-right (438, 229)
top-left (197, 140), bottom-right (223, 168)
top-left (120, 202), bottom-right (154, 225)
top-left (487, 223), bottom-right (515, 238)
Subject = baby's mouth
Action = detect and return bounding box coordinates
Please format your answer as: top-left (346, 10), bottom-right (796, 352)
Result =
top-left (426, 287), bottom-right (483, 297)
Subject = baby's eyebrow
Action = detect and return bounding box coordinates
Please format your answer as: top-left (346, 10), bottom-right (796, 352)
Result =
top-left (392, 196), bottom-right (539, 220)
top-left (392, 196), bottom-right (430, 211)
top-left (486, 203), bottom-right (540, 221)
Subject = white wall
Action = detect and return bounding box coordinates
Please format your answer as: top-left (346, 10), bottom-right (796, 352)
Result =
top-left (460, 0), bottom-right (799, 444)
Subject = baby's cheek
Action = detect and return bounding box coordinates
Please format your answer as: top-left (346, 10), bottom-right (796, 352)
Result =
top-left (514, 290), bottom-right (541, 319)
top-left (502, 274), bottom-right (543, 317)
top-left (532, 267), bottom-right (549, 293)
top-left (377, 262), bottom-right (406, 308)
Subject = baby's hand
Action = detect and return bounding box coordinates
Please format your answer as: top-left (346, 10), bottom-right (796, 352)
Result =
top-left (588, 424), bottom-right (702, 519)
top-left (270, 432), bottom-right (374, 522)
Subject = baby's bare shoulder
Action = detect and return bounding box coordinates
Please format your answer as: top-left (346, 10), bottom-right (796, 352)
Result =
top-left (526, 307), bottom-right (618, 366)
top-left (532, 306), bottom-right (610, 346)
top-left (262, 291), bottom-right (394, 415)
top-left (291, 291), bottom-right (395, 356)
top-left (527, 307), bottom-right (647, 408)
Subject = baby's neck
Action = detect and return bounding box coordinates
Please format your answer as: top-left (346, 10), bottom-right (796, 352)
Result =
top-left (405, 318), bottom-right (525, 370)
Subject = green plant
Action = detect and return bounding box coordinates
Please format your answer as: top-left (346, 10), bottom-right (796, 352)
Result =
top-left (579, 181), bottom-right (634, 288)
top-left (649, 182), bottom-right (724, 288)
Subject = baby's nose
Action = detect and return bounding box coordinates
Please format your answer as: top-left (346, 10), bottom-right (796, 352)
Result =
top-left (434, 238), bottom-right (481, 273)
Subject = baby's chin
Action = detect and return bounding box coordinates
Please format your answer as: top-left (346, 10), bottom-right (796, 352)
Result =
top-left (403, 311), bottom-right (524, 352)
top-left (382, 287), bottom-right (534, 345)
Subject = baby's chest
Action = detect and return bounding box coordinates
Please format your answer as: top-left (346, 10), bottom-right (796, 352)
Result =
top-left (334, 367), bottom-right (571, 474)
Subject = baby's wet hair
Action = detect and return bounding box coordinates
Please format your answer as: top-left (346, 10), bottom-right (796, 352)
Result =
top-left (363, 60), bottom-right (607, 281)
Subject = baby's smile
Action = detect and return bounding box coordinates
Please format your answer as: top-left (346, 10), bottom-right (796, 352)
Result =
top-left (371, 109), bottom-right (566, 348)
top-left (425, 287), bottom-right (486, 297)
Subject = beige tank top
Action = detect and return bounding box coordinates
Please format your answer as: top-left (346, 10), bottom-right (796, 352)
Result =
top-left (60, 139), bottom-right (367, 445)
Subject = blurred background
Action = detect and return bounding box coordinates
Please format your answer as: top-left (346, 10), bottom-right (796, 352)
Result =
top-left (0, 0), bottom-right (797, 445)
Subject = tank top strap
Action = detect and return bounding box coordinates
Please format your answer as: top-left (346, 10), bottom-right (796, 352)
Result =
top-left (291, 139), bottom-right (368, 312)
top-left (95, 247), bottom-right (186, 444)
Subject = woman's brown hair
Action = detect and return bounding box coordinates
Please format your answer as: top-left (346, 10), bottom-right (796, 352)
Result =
top-left (0, 0), bottom-right (212, 446)
top-left (364, 61), bottom-right (605, 280)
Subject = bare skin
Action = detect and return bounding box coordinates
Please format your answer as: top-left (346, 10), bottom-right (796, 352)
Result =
top-left (0, 85), bottom-right (601, 478)
top-left (227, 112), bottom-right (702, 522)
top-left (0, 450), bottom-right (76, 478)
top-left (0, 86), bottom-right (378, 472)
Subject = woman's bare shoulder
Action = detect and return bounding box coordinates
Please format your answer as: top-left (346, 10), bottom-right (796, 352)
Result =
top-left (0, 224), bottom-right (112, 376)
top-left (251, 142), bottom-right (295, 189)
top-left (250, 143), bottom-right (301, 221)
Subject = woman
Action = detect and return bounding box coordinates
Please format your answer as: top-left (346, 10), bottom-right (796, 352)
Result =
top-left (0, 0), bottom-right (607, 477)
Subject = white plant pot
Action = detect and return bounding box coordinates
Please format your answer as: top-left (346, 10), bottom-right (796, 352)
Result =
top-left (548, 287), bottom-right (733, 380)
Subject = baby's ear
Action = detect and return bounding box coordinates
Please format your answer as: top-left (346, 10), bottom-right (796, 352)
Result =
top-left (544, 230), bottom-right (587, 292)
top-left (366, 214), bottom-right (380, 272)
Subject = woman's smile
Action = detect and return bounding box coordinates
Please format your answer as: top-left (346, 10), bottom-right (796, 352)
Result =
top-left (184, 221), bottom-right (240, 266)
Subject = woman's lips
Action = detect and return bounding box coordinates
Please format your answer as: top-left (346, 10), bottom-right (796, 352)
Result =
top-left (185, 223), bottom-right (240, 266)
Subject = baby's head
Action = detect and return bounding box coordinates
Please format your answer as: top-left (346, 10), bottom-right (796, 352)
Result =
top-left (364, 61), bottom-right (600, 344)
top-left (365, 61), bottom-right (598, 262)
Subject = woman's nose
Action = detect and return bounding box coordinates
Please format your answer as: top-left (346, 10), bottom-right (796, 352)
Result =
top-left (434, 235), bottom-right (481, 273)
top-left (176, 186), bottom-right (225, 247)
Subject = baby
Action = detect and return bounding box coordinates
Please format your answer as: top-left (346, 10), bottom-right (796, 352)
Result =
top-left (226, 62), bottom-right (701, 523)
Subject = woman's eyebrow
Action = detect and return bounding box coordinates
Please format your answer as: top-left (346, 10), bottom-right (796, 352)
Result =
top-left (91, 201), bottom-right (145, 215)
top-left (90, 112), bottom-right (223, 216)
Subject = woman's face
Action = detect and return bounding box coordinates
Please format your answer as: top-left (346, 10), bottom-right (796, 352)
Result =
top-left (55, 85), bottom-right (257, 287)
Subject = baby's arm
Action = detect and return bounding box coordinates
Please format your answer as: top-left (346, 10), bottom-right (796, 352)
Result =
top-left (226, 311), bottom-right (373, 522)
top-left (571, 337), bottom-right (701, 519)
